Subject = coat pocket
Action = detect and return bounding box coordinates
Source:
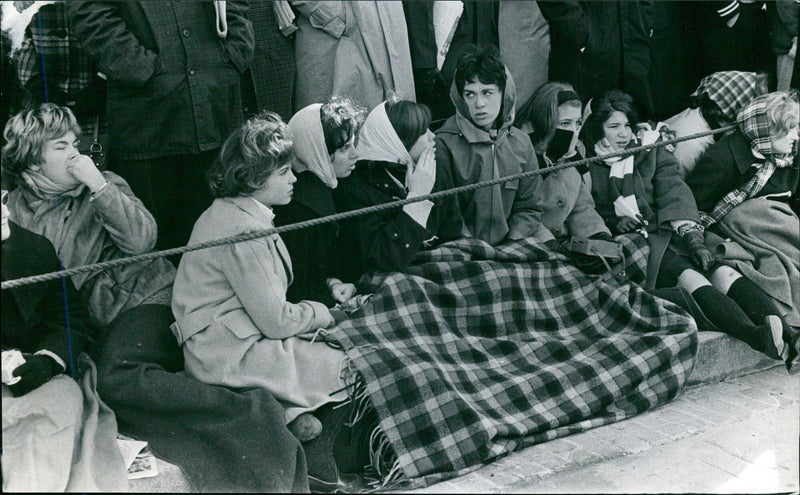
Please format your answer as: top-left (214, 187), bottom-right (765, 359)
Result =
top-left (221, 311), bottom-right (263, 340)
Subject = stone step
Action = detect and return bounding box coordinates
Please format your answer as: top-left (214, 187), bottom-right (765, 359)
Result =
top-left (128, 332), bottom-right (782, 493)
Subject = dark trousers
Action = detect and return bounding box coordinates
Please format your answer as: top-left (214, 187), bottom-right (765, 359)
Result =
top-left (112, 151), bottom-right (217, 253)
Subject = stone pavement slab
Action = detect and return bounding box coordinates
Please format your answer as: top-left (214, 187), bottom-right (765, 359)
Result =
top-left (406, 366), bottom-right (799, 494)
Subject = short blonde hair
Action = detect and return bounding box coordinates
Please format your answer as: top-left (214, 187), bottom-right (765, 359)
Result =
top-left (207, 111), bottom-right (294, 198)
top-left (1, 103), bottom-right (81, 188)
top-left (764, 91), bottom-right (800, 137)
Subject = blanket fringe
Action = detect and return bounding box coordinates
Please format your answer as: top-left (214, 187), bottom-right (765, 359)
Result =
top-left (337, 360), bottom-right (406, 491)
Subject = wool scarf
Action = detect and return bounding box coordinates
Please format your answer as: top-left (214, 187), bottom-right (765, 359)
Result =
top-left (594, 123), bottom-right (663, 221)
top-left (701, 93), bottom-right (797, 226)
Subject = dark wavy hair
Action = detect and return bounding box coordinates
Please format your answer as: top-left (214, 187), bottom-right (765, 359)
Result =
top-left (454, 45), bottom-right (506, 97)
top-left (320, 95), bottom-right (367, 156)
top-left (581, 89), bottom-right (640, 152)
top-left (1, 103), bottom-right (82, 188)
top-left (385, 96), bottom-right (432, 151)
top-left (207, 111), bottom-right (293, 198)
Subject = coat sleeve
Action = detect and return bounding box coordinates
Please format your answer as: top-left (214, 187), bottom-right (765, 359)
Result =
top-left (222, 238), bottom-right (333, 340)
top-left (36, 246), bottom-right (94, 372)
top-left (335, 180), bottom-right (428, 274)
top-left (566, 179), bottom-right (611, 238)
top-left (290, 1), bottom-right (346, 38)
top-left (222, 0), bottom-right (254, 74)
top-left (432, 160), bottom-right (466, 243)
top-left (651, 147), bottom-right (701, 225)
top-left (684, 139), bottom-right (742, 212)
top-left (68, 1), bottom-right (160, 88)
top-left (89, 172), bottom-right (158, 254)
top-left (537, 0), bottom-right (589, 51)
top-left (507, 143), bottom-right (550, 241)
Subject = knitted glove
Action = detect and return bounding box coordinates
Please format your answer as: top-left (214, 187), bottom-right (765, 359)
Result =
top-left (590, 231), bottom-right (614, 242)
top-left (8, 354), bottom-right (63, 397)
top-left (682, 230), bottom-right (716, 272)
top-left (613, 216), bottom-right (640, 234)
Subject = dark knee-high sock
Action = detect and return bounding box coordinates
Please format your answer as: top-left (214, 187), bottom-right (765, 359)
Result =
top-left (726, 277), bottom-right (791, 339)
top-left (691, 285), bottom-right (765, 352)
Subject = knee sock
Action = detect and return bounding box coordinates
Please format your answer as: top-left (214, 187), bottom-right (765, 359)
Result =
top-left (726, 277), bottom-right (791, 339)
top-left (691, 285), bottom-right (765, 352)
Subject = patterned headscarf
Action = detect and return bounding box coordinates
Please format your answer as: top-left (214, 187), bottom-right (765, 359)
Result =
top-left (690, 71), bottom-right (768, 123)
top-left (701, 93), bottom-right (798, 226)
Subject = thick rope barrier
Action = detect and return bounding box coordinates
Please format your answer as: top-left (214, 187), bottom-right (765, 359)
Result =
top-left (1, 124), bottom-right (735, 290)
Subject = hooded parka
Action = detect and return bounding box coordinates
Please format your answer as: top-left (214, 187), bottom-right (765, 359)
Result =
top-left (435, 68), bottom-right (550, 246)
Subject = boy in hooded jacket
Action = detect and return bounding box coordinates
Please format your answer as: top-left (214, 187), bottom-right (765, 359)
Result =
top-left (435, 45), bottom-right (552, 247)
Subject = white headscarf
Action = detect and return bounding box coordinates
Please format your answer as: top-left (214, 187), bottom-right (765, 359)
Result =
top-left (287, 103), bottom-right (338, 189)
top-left (355, 102), bottom-right (415, 167)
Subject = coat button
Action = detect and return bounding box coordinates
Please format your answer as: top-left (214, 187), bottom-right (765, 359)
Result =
top-left (405, 243), bottom-right (410, 248)
top-left (188, 69), bottom-right (196, 75)
top-left (182, 28), bottom-right (190, 37)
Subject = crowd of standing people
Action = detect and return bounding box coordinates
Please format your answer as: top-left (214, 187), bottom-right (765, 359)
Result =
top-left (1, 1), bottom-right (799, 492)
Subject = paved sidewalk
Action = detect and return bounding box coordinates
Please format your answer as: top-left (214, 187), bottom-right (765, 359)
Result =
top-left (408, 366), bottom-right (799, 494)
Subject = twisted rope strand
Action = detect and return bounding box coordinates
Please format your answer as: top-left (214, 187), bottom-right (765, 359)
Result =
top-left (1, 125), bottom-right (734, 290)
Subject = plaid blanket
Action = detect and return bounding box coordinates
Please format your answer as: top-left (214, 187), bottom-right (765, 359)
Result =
top-left (329, 236), bottom-right (698, 486)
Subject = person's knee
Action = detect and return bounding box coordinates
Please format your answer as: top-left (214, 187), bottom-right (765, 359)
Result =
top-left (36, 376), bottom-right (84, 430)
top-left (676, 269), bottom-right (712, 293)
top-left (708, 264), bottom-right (742, 293)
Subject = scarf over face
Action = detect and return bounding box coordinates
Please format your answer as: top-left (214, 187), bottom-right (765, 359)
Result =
top-left (287, 103), bottom-right (338, 189)
top-left (701, 93), bottom-right (798, 226)
top-left (593, 123), bottom-right (664, 221)
top-left (690, 71), bottom-right (769, 124)
top-left (355, 101), bottom-right (415, 170)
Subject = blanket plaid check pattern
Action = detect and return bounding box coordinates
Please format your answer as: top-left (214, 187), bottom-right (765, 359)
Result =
top-left (330, 236), bottom-right (698, 485)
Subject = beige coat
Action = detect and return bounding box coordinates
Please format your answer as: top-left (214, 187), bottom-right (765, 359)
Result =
top-left (539, 164), bottom-right (609, 239)
top-left (292, 1), bottom-right (415, 110)
top-left (171, 196), bottom-right (346, 423)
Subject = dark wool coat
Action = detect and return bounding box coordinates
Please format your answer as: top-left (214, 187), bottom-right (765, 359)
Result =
top-left (274, 171), bottom-right (340, 307)
top-left (539, 0), bottom-right (654, 118)
top-left (2, 222), bottom-right (94, 372)
top-left (686, 130), bottom-right (800, 214)
top-left (68, 1), bottom-right (253, 160)
top-left (333, 159), bottom-right (464, 283)
top-left (590, 145), bottom-right (701, 288)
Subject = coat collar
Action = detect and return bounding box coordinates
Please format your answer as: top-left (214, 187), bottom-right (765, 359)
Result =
top-left (226, 195), bottom-right (276, 227)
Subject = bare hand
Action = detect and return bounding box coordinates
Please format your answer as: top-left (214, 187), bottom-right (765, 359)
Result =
top-left (406, 144), bottom-right (436, 197)
top-left (67, 154), bottom-right (106, 192)
top-left (330, 282), bottom-right (357, 303)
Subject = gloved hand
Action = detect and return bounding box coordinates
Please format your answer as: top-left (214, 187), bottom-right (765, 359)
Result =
top-left (590, 231), bottom-right (614, 241)
top-left (612, 216), bottom-right (641, 234)
top-left (8, 354), bottom-right (62, 397)
top-left (682, 230), bottom-right (716, 271)
top-left (567, 251), bottom-right (608, 274)
top-left (544, 238), bottom-right (568, 253)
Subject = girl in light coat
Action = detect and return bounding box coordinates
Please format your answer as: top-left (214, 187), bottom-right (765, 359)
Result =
top-left (171, 112), bottom-right (348, 442)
